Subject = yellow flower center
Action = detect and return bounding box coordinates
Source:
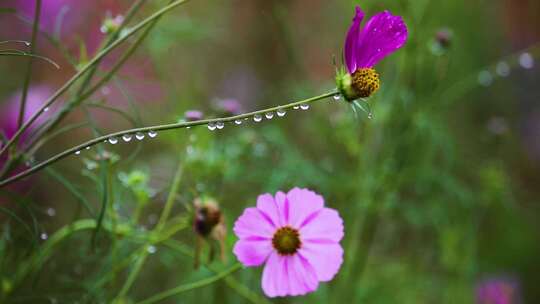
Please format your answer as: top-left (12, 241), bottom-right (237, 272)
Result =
top-left (272, 226), bottom-right (301, 255)
top-left (351, 68), bottom-right (380, 98)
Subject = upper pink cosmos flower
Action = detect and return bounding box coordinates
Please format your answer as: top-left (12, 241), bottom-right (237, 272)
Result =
top-left (344, 6), bottom-right (408, 73)
top-left (233, 188), bottom-right (344, 297)
top-left (337, 6), bottom-right (408, 101)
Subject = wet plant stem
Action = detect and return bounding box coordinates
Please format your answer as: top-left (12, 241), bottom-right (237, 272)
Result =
top-left (17, 0), bottom-right (41, 129)
top-left (0, 0), bottom-right (191, 157)
top-left (0, 90), bottom-right (337, 187)
top-left (29, 0), bottom-right (149, 144)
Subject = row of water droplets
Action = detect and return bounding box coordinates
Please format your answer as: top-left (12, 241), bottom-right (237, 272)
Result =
top-left (74, 130), bottom-right (158, 155)
top-left (206, 104), bottom-right (304, 131)
top-left (478, 52), bottom-right (535, 87)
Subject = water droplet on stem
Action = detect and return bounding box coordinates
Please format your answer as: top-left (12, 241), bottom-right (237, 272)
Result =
top-left (277, 109), bottom-right (286, 117)
top-left (253, 114), bottom-right (262, 122)
top-left (135, 132), bottom-right (145, 140)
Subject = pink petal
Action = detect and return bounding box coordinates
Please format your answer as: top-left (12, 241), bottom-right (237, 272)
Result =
top-left (299, 208), bottom-right (344, 242)
top-left (344, 6), bottom-right (364, 73)
top-left (233, 239), bottom-right (273, 266)
top-left (299, 242), bottom-right (343, 281)
top-left (286, 188), bottom-right (324, 229)
top-left (274, 191), bottom-right (289, 225)
top-left (256, 193), bottom-right (283, 227)
top-left (355, 10), bottom-right (408, 68)
top-left (233, 207), bottom-right (275, 239)
top-left (262, 253), bottom-right (319, 297)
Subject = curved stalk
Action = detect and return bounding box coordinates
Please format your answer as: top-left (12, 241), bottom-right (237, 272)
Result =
top-left (0, 90), bottom-right (337, 187)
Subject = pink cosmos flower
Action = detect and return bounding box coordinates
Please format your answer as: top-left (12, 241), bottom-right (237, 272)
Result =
top-left (337, 6), bottom-right (408, 101)
top-left (233, 188), bottom-right (344, 297)
top-left (476, 277), bottom-right (521, 304)
top-left (0, 85), bottom-right (54, 141)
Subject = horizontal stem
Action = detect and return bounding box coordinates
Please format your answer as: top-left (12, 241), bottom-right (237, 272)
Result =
top-left (0, 90), bottom-right (336, 187)
top-left (0, 0), bottom-right (191, 157)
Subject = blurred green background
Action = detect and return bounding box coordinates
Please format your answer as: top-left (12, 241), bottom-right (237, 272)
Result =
top-left (0, 0), bottom-right (539, 303)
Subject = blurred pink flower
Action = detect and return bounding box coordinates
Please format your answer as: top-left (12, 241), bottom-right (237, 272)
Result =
top-left (1, 85), bottom-right (54, 142)
top-left (476, 276), bottom-right (521, 304)
top-left (233, 188), bottom-right (344, 297)
top-left (214, 98), bottom-right (244, 116)
top-left (184, 110), bottom-right (203, 121)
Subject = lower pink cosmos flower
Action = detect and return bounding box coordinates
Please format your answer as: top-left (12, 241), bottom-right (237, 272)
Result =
top-left (233, 188), bottom-right (344, 297)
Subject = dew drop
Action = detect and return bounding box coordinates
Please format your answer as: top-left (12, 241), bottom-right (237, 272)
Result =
top-left (368, 113), bottom-right (373, 119)
top-left (74, 150), bottom-right (81, 155)
top-left (122, 134), bottom-right (132, 142)
top-left (46, 208), bottom-right (56, 217)
top-left (135, 132), bottom-right (145, 140)
top-left (300, 104), bottom-right (310, 110)
top-left (519, 52), bottom-right (534, 69)
top-left (293, 106), bottom-right (300, 110)
top-left (147, 245), bottom-right (157, 254)
top-left (253, 114), bottom-right (263, 122)
top-left (101, 86), bottom-right (111, 95)
top-left (277, 108), bottom-right (286, 117)
top-left (234, 119), bottom-right (243, 125)
top-left (333, 94), bottom-right (341, 101)
top-left (40, 233), bottom-right (48, 240)
top-left (85, 146), bottom-right (90, 150)
top-left (108, 137), bottom-right (118, 144)
top-left (207, 122), bottom-right (216, 131)
top-left (265, 112), bottom-right (274, 119)
top-left (216, 121), bottom-right (225, 129)
top-left (478, 70), bottom-right (493, 87)
top-left (43, 107), bottom-right (49, 112)
top-left (100, 25), bottom-right (108, 34)
top-left (496, 61), bottom-right (510, 77)
top-left (148, 130), bottom-right (158, 138)
top-left (24, 41), bottom-right (31, 46)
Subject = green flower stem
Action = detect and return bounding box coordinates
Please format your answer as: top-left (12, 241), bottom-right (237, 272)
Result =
top-left (135, 264), bottom-right (243, 304)
top-left (114, 156), bottom-right (185, 300)
top-left (0, 90), bottom-right (337, 187)
top-left (0, 0), bottom-right (191, 157)
top-left (17, 0), bottom-right (41, 129)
